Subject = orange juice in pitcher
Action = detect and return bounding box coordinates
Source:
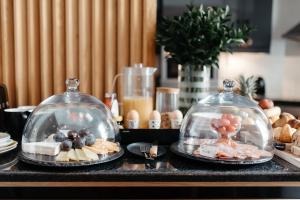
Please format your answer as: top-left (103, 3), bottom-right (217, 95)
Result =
top-left (122, 64), bottom-right (156, 129)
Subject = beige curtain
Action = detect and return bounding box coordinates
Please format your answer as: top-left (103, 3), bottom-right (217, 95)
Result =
top-left (0, 0), bottom-right (157, 107)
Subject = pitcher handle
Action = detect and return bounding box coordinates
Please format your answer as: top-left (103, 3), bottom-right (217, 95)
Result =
top-left (111, 73), bottom-right (123, 93)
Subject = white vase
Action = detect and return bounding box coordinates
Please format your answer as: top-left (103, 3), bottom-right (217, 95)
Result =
top-left (178, 65), bottom-right (211, 113)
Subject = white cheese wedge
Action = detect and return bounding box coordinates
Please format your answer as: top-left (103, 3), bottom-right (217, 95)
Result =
top-left (55, 151), bottom-right (69, 162)
top-left (67, 149), bottom-right (78, 161)
top-left (45, 134), bottom-right (56, 143)
top-left (22, 142), bottom-right (60, 156)
top-left (82, 147), bottom-right (99, 161)
top-left (75, 149), bottom-right (90, 161)
top-left (291, 145), bottom-right (300, 156)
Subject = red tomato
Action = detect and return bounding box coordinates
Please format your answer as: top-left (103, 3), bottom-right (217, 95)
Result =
top-left (227, 114), bottom-right (234, 120)
top-left (217, 126), bottom-right (227, 134)
top-left (221, 114), bottom-right (229, 120)
top-left (226, 125), bottom-right (236, 132)
top-left (222, 114), bottom-right (234, 120)
top-left (219, 119), bottom-right (230, 127)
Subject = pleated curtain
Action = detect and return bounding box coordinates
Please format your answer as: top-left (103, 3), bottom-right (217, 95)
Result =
top-left (0, 0), bottom-right (157, 107)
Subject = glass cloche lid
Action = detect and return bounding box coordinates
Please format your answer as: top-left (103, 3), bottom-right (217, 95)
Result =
top-left (21, 78), bottom-right (123, 167)
top-left (172, 79), bottom-right (274, 164)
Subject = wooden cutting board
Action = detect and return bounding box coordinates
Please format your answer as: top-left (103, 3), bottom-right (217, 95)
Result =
top-left (275, 149), bottom-right (300, 168)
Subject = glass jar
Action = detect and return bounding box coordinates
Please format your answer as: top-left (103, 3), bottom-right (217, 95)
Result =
top-left (156, 87), bottom-right (179, 113)
top-left (156, 87), bottom-right (179, 129)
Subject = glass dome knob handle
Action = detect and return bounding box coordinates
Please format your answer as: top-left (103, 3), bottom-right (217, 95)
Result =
top-left (223, 79), bottom-right (235, 92)
top-left (66, 78), bottom-right (80, 92)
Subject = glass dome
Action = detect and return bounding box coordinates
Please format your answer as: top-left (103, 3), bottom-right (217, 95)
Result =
top-left (21, 78), bottom-right (123, 167)
top-left (172, 79), bottom-right (274, 164)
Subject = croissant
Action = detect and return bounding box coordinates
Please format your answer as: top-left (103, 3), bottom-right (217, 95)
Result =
top-left (280, 112), bottom-right (295, 121)
top-left (273, 115), bottom-right (290, 128)
top-left (270, 116), bottom-right (279, 124)
top-left (273, 127), bottom-right (282, 141)
top-left (279, 124), bottom-right (294, 143)
top-left (263, 106), bottom-right (281, 118)
top-left (288, 119), bottom-right (300, 129)
top-left (273, 113), bottom-right (295, 128)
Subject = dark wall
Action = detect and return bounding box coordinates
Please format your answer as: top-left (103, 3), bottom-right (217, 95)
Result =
top-left (157, 0), bottom-right (272, 53)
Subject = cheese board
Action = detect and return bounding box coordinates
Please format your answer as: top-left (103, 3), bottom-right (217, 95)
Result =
top-left (19, 148), bottom-right (124, 167)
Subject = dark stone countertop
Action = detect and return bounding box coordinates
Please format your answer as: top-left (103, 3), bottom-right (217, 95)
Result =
top-left (1, 147), bottom-right (300, 183)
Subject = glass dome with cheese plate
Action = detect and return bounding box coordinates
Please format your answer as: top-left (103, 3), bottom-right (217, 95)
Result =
top-left (20, 78), bottom-right (123, 167)
top-left (171, 79), bottom-right (274, 165)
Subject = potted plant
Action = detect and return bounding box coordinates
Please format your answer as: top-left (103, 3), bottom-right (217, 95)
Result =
top-left (157, 5), bottom-right (252, 112)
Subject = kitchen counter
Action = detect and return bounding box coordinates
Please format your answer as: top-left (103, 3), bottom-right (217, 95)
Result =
top-left (2, 147), bottom-right (300, 198)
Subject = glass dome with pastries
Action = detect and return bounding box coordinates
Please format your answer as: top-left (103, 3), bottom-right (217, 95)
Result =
top-left (171, 79), bottom-right (274, 164)
top-left (20, 78), bottom-right (123, 167)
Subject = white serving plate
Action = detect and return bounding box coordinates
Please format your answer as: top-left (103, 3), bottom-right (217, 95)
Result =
top-left (0, 139), bottom-right (15, 148)
top-left (0, 142), bottom-right (17, 154)
top-left (0, 133), bottom-right (10, 144)
top-left (0, 140), bottom-right (17, 150)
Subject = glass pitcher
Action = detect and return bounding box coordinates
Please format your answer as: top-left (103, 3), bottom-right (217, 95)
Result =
top-left (122, 64), bottom-right (157, 128)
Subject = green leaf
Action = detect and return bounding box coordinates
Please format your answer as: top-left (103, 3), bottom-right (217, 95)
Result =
top-left (156, 4), bottom-right (253, 67)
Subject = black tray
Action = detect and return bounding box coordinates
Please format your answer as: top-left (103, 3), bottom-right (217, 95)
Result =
top-left (19, 148), bottom-right (124, 167)
top-left (170, 142), bottom-right (273, 165)
top-left (120, 129), bottom-right (179, 145)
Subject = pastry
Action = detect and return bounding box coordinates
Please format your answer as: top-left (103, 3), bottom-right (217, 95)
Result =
top-left (269, 115), bottom-right (280, 124)
top-left (263, 106), bottom-right (281, 118)
top-left (288, 119), bottom-right (300, 129)
top-left (273, 127), bottom-right (282, 141)
top-left (279, 124), bottom-right (294, 143)
top-left (273, 115), bottom-right (291, 128)
top-left (281, 112), bottom-right (295, 121)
